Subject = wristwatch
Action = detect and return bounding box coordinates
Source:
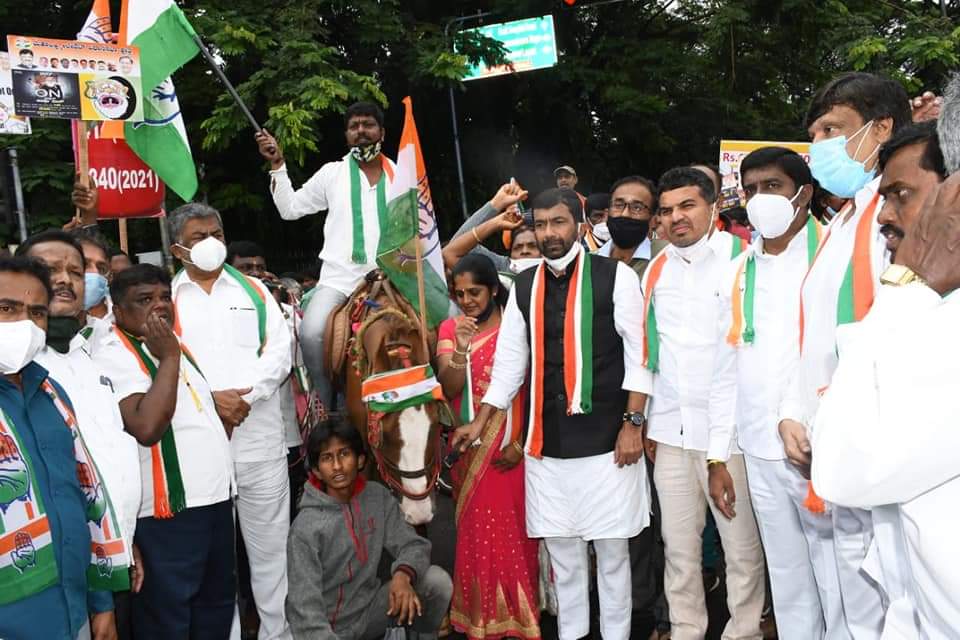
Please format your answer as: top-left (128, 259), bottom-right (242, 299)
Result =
top-left (880, 264), bottom-right (927, 287)
top-left (623, 411), bottom-right (647, 429)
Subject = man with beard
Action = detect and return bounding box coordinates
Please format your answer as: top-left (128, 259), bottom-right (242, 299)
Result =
top-left (17, 231), bottom-right (142, 639)
top-left (255, 102), bottom-right (396, 411)
top-left (454, 188), bottom-right (650, 640)
top-left (877, 121), bottom-right (947, 261)
top-left (595, 177), bottom-right (656, 278)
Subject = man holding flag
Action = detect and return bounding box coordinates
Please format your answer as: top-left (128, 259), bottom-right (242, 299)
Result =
top-left (257, 99), bottom-right (448, 409)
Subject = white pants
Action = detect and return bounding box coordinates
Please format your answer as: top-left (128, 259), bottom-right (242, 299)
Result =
top-left (233, 457), bottom-right (292, 640)
top-left (745, 455), bottom-right (849, 640)
top-left (543, 537), bottom-right (631, 640)
top-left (832, 507), bottom-right (885, 639)
top-left (653, 444), bottom-right (765, 640)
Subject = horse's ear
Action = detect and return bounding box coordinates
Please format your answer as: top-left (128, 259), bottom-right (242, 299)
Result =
top-left (357, 451), bottom-right (367, 471)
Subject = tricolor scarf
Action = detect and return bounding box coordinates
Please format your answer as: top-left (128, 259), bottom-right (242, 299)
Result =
top-left (726, 216), bottom-right (823, 346)
top-left (361, 364), bottom-right (444, 414)
top-left (115, 329), bottom-right (205, 519)
top-left (173, 265), bottom-right (268, 357)
top-left (526, 248), bottom-right (594, 458)
top-left (798, 193), bottom-right (880, 513)
top-left (43, 381), bottom-right (130, 591)
top-left (348, 155), bottom-right (394, 264)
top-left (642, 232), bottom-right (746, 371)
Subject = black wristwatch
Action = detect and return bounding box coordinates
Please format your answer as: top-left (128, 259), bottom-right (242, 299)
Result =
top-left (623, 411), bottom-right (647, 429)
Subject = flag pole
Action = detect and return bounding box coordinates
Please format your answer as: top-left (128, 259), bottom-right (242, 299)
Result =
top-left (191, 34), bottom-right (262, 132)
top-left (75, 121), bottom-right (90, 221)
top-left (414, 237), bottom-right (429, 357)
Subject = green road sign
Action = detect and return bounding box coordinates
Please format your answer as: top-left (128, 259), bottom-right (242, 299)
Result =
top-left (463, 15), bottom-right (558, 81)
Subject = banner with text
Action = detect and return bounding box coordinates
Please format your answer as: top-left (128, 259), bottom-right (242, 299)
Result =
top-left (7, 35), bottom-right (143, 121)
top-left (82, 135), bottom-right (165, 218)
top-left (462, 15), bottom-right (558, 81)
top-left (718, 140), bottom-right (810, 208)
top-left (0, 54), bottom-right (31, 134)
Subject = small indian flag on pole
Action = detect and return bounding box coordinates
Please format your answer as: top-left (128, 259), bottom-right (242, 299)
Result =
top-left (361, 365), bottom-right (444, 414)
top-left (377, 97), bottom-right (451, 329)
top-left (118, 0), bottom-right (199, 201)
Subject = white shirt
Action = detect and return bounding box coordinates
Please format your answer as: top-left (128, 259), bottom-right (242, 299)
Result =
top-left (172, 269), bottom-right (292, 463)
top-left (595, 237), bottom-right (652, 260)
top-left (35, 334), bottom-right (141, 551)
top-left (269, 154), bottom-right (398, 296)
top-left (94, 328), bottom-right (235, 517)
top-left (643, 230), bottom-right (739, 452)
top-left (778, 177), bottom-right (888, 428)
top-left (708, 223), bottom-right (815, 461)
top-left (812, 284), bottom-right (960, 636)
top-left (279, 302), bottom-right (301, 449)
top-left (483, 257), bottom-right (651, 410)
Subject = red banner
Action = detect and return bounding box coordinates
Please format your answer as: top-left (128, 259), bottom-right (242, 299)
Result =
top-left (85, 137), bottom-right (164, 219)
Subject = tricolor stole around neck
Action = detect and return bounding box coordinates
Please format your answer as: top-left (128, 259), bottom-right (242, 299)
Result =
top-left (525, 249), bottom-right (594, 458)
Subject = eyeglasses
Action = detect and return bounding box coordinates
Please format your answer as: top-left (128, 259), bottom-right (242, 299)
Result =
top-left (610, 199), bottom-right (652, 215)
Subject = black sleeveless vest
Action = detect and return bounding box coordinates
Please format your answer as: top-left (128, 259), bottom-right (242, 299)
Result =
top-left (514, 254), bottom-right (627, 458)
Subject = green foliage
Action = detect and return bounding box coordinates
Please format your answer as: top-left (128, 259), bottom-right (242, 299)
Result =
top-left (0, 0), bottom-right (956, 265)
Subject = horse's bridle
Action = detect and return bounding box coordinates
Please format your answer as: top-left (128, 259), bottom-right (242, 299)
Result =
top-left (366, 409), bottom-right (442, 501)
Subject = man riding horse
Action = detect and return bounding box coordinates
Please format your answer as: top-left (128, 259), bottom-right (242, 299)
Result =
top-left (257, 102), bottom-right (451, 524)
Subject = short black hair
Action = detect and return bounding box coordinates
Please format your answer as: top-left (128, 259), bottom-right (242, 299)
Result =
top-left (585, 192), bottom-right (610, 213)
top-left (344, 101), bottom-right (384, 129)
top-left (18, 49), bottom-right (32, 57)
top-left (878, 121), bottom-right (947, 179)
top-left (71, 230), bottom-right (110, 260)
top-left (306, 416), bottom-right (366, 469)
top-left (690, 163), bottom-right (722, 198)
top-left (805, 72), bottom-right (911, 133)
top-left (451, 253), bottom-right (509, 309)
top-left (0, 256), bottom-right (53, 303)
top-left (15, 229), bottom-right (85, 264)
top-left (609, 176), bottom-right (658, 201)
top-left (108, 247), bottom-right (130, 259)
top-left (109, 263), bottom-right (171, 305)
top-left (226, 240), bottom-right (266, 266)
top-left (530, 187), bottom-right (583, 223)
top-left (657, 166), bottom-right (716, 204)
top-left (739, 146), bottom-right (814, 192)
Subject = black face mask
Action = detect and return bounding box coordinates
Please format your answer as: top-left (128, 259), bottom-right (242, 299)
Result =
top-left (474, 299), bottom-right (496, 323)
top-left (46, 315), bottom-right (82, 354)
top-left (607, 216), bottom-right (650, 249)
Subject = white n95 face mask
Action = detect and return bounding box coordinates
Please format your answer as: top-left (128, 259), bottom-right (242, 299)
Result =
top-left (591, 221), bottom-right (610, 243)
top-left (0, 320), bottom-right (47, 374)
top-left (746, 187), bottom-right (803, 239)
top-left (509, 257), bottom-right (542, 274)
top-left (179, 236), bottom-right (227, 272)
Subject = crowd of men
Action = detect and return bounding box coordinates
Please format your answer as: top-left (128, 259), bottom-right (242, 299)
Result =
top-left (0, 68), bottom-right (954, 640)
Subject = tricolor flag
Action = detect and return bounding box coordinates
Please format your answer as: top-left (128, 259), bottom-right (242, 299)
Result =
top-left (361, 365), bottom-right (445, 414)
top-left (77, 0), bottom-right (114, 43)
top-left (119, 0), bottom-right (199, 201)
top-left (377, 97), bottom-right (451, 328)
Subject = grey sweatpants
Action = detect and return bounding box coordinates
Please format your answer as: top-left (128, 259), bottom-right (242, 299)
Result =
top-left (359, 566), bottom-right (453, 640)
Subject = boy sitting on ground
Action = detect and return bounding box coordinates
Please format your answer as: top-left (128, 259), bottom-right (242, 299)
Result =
top-left (286, 417), bottom-right (453, 640)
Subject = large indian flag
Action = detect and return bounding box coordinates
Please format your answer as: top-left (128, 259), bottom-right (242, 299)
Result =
top-left (377, 97), bottom-right (450, 328)
top-left (119, 0), bottom-right (199, 201)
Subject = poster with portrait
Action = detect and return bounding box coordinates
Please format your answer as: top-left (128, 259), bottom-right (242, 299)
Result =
top-left (0, 53), bottom-right (31, 134)
top-left (719, 140), bottom-right (810, 208)
top-left (6, 35), bottom-right (143, 122)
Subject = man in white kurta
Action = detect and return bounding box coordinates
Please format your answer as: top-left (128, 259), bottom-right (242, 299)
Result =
top-left (256, 102), bottom-right (397, 410)
top-left (167, 204), bottom-right (293, 640)
top-left (812, 171), bottom-right (960, 635)
top-left (708, 147), bottom-right (840, 639)
top-left (641, 167), bottom-right (764, 640)
top-left (778, 72), bottom-right (912, 638)
top-left (458, 188), bottom-right (650, 640)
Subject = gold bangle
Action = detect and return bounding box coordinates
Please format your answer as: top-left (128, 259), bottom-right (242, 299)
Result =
top-left (707, 459), bottom-right (725, 467)
top-left (447, 359), bottom-right (466, 370)
top-left (471, 227), bottom-right (482, 243)
top-left (511, 441), bottom-right (523, 455)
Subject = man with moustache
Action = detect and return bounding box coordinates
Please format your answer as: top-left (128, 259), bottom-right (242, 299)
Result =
top-left (639, 167), bottom-right (765, 639)
top-left (877, 121), bottom-right (947, 260)
top-left (255, 102), bottom-right (397, 411)
top-left (454, 188), bottom-right (650, 640)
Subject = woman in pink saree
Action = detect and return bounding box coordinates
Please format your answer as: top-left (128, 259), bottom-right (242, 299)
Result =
top-left (437, 254), bottom-right (540, 640)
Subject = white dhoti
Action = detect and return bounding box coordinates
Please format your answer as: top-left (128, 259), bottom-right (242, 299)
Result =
top-left (832, 506), bottom-right (885, 639)
top-left (526, 452), bottom-right (650, 640)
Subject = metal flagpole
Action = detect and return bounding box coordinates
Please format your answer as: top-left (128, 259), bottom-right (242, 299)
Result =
top-left (191, 34), bottom-right (262, 132)
top-left (8, 149), bottom-right (28, 242)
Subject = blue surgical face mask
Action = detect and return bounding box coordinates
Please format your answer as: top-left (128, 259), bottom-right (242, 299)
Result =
top-left (809, 120), bottom-right (879, 198)
top-left (83, 273), bottom-right (108, 310)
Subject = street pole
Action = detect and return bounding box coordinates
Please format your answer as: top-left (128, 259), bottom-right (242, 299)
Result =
top-left (445, 11), bottom-right (496, 220)
top-left (8, 149), bottom-right (27, 242)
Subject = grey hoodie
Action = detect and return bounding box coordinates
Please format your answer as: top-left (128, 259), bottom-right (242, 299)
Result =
top-left (286, 476), bottom-right (431, 640)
